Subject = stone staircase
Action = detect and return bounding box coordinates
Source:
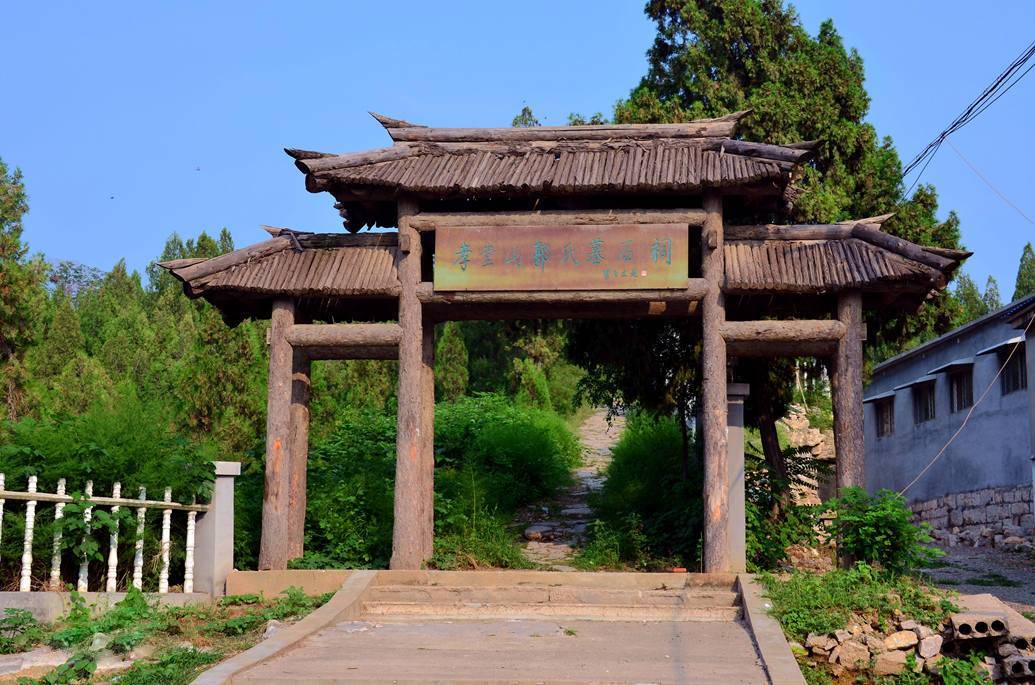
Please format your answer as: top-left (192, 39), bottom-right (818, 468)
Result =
top-left (361, 574), bottom-right (741, 622)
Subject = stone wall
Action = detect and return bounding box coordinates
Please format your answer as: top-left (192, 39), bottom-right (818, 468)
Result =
top-left (911, 484), bottom-right (1034, 550)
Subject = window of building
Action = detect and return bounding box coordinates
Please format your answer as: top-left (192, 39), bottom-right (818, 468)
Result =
top-left (1001, 345), bottom-right (1027, 396)
top-left (875, 399), bottom-right (894, 437)
top-left (949, 369), bottom-right (973, 413)
top-left (913, 382), bottom-right (936, 425)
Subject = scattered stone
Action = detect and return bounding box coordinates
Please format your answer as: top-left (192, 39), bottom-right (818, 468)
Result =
top-left (884, 630), bottom-right (919, 651)
top-left (90, 633), bottom-right (110, 652)
top-left (94, 650), bottom-right (132, 673)
top-left (263, 619), bottom-right (287, 640)
top-left (873, 650), bottom-right (908, 676)
top-left (788, 641), bottom-right (806, 657)
top-left (899, 620), bottom-right (918, 631)
top-left (918, 635), bottom-right (943, 659)
top-left (827, 646), bottom-right (840, 664)
top-left (130, 642), bottom-right (158, 660)
top-left (914, 624), bottom-right (933, 639)
top-left (864, 634), bottom-right (886, 654)
top-left (805, 633), bottom-right (828, 651)
top-left (996, 641), bottom-right (1019, 658)
top-left (833, 629), bottom-right (852, 644)
top-left (836, 640), bottom-right (870, 670)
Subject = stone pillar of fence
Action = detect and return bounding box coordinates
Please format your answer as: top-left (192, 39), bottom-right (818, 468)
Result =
top-left (194, 461), bottom-right (240, 597)
top-left (727, 383), bottom-right (749, 574)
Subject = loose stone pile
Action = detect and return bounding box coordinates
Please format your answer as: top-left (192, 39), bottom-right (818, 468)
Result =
top-left (798, 610), bottom-right (1035, 682)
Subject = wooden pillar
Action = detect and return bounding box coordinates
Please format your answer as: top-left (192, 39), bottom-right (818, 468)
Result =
top-left (701, 192), bottom-right (729, 573)
top-left (392, 198), bottom-right (435, 569)
top-left (286, 348), bottom-right (311, 560)
top-left (421, 316), bottom-right (436, 561)
top-left (259, 298), bottom-right (294, 570)
top-left (832, 290), bottom-right (865, 492)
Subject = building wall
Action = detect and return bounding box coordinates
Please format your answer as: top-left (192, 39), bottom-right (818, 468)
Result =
top-left (864, 317), bottom-right (1032, 504)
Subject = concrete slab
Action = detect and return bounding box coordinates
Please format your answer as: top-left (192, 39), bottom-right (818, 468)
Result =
top-left (0, 591), bottom-right (210, 623)
top-left (226, 570), bottom-right (352, 598)
top-left (235, 618), bottom-right (769, 684)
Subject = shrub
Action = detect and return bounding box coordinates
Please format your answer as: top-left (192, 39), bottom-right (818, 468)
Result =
top-left (824, 487), bottom-right (940, 574)
top-left (511, 358), bottom-right (552, 410)
top-left (746, 500), bottom-right (820, 571)
top-left (545, 362), bottom-right (585, 416)
top-left (589, 413), bottom-right (701, 567)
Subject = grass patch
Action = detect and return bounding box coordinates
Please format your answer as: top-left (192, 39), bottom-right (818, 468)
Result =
top-left (759, 563), bottom-right (957, 641)
top-left (14, 587), bottom-right (330, 685)
top-left (962, 572), bottom-right (1022, 587)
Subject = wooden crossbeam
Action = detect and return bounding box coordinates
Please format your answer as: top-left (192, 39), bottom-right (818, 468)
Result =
top-left (285, 323), bottom-right (403, 348)
top-left (410, 209), bottom-right (707, 231)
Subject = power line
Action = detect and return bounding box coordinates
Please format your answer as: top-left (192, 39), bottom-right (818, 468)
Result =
top-left (903, 39), bottom-right (1035, 192)
top-left (948, 140), bottom-right (1035, 226)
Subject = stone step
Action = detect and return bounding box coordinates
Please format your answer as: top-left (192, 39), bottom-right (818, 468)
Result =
top-left (365, 585), bottom-right (739, 607)
top-left (362, 600), bottom-right (741, 622)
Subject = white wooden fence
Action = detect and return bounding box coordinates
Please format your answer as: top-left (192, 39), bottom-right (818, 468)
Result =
top-left (0, 462), bottom-right (239, 595)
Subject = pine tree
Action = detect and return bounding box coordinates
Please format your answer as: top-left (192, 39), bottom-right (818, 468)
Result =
top-left (435, 322), bottom-right (469, 402)
top-left (953, 273), bottom-right (988, 325)
top-left (983, 276), bottom-right (1002, 312)
top-left (0, 158), bottom-right (46, 419)
top-left (1013, 243), bottom-right (1035, 302)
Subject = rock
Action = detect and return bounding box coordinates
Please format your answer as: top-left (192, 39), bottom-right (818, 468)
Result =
top-left (864, 634), bottom-right (886, 654)
top-left (997, 641), bottom-right (1019, 658)
top-left (873, 650), bottom-right (908, 676)
top-left (833, 629), bottom-right (852, 644)
top-left (925, 655), bottom-right (947, 674)
top-left (836, 640), bottom-right (870, 670)
top-left (884, 630), bottom-right (919, 651)
top-left (914, 624), bottom-right (933, 639)
top-left (94, 650), bottom-right (132, 673)
top-left (1003, 535), bottom-right (1025, 546)
top-left (827, 646), bottom-right (840, 664)
top-left (899, 620), bottom-right (918, 631)
top-left (263, 620), bottom-right (286, 640)
top-left (129, 642), bottom-right (157, 660)
top-left (805, 633), bottom-right (827, 651)
top-left (788, 641), bottom-right (806, 657)
top-left (918, 635), bottom-right (943, 659)
top-left (523, 525), bottom-right (550, 541)
top-left (90, 633), bottom-right (110, 652)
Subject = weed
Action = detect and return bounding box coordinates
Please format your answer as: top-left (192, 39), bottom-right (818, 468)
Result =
top-left (18, 650), bottom-right (96, 685)
top-left (563, 628), bottom-right (577, 636)
top-left (759, 563), bottom-right (956, 641)
top-left (219, 593), bottom-right (262, 606)
top-left (938, 654), bottom-right (994, 684)
top-left (0, 609), bottom-right (47, 655)
top-left (111, 647), bottom-right (220, 685)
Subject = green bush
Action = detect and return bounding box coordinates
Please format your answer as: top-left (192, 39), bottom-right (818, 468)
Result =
top-left (824, 487), bottom-right (940, 574)
top-left (589, 413), bottom-right (701, 568)
top-left (545, 362), bottom-right (585, 416)
top-left (746, 500), bottom-right (819, 571)
top-left (511, 358), bottom-right (552, 410)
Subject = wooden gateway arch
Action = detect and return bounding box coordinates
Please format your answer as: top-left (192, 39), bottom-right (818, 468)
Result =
top-left (162, 112), bottom-right (966, 572)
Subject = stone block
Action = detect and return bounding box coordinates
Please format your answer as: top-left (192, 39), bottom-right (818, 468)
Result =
top-left (873, 650), bottom-right (908, 676)
top-left (918, 635), bottom-right (943, 659)
top-left (884, 630), bottom-right (918, 650)
top-left (837, 640), bottom-right (870, 670)
top-left (949, 510), bottom-right (963, 527)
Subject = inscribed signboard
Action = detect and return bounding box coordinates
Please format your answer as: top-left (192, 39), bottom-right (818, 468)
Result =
top-left (433, 223), bottom-right (689, 291)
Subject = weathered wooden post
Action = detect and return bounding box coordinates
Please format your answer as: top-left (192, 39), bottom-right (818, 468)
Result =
top-left (259, 298), bottom-right (296, 570)
top-left (392, 198), bottom-right (435, 569)
top-left (287, 348), bottom-right (311, 560)
top-left (701, 191), bottom-right (730, 573)
top-left (832, 290), bottom-right (864, 492)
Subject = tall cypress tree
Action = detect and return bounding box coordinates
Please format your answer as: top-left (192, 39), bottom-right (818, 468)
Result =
top-left (983, 276), bottom-right (1002, 313)
top-left (1013, 243), bottom-right (1035, 302)
top-left (953, 273), bottom-right (988, 325)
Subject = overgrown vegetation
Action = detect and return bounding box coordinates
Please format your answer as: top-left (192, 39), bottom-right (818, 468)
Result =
top-left (760, 563), bottom-right (956, 641)
top-left (8, 586), bottom-right (329, 685)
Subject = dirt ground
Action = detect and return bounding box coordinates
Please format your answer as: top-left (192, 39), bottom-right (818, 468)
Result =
top-left (923, 543), bottom-right (1035, 617)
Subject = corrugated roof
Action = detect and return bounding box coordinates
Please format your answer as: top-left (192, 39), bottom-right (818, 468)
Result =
top-left (286, 112), bottom-right (817, 230)
top-left (723, 239), bottom-right (938, 293)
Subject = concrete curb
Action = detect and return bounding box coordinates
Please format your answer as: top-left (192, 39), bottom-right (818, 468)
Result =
top-left (0, 591), bottom-right (211, 623)
top-left (191, 570), bottom-right (377, 685)
top-left (737, 574), bottom-right (806, 685)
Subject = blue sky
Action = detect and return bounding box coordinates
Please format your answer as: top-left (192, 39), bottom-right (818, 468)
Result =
top-left (4, 2), bottom-right (1034, 295)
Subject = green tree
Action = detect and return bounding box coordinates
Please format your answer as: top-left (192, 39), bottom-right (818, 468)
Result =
top-left (1013, 242), bottom-right (1035, 302)
top-left (511, 106), bottom-right (540, 128)
top-left (953, 273), bottom-right (988, 325)
top-left (435, 322), bottom-right (469, 402)
top-left (983, 275), bottom-right (1002, 312)
top-left (0, 158), bottom-right (46, 419)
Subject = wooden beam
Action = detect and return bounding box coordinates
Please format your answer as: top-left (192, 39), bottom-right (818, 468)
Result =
top-left (287, 349), bottom-right (311, 560)
top-left (416, 282), bottom-right (708, 305)
top-left (721, 320), bottom-right (846, 344)
top-left (293, 144), bottom-right (418, 175)
top-left (410, 209), bottom-right (707, 231)
top-left (383, 113), bottom-right (746, 143)
top-left (303, 345), bottom-right (398, 361)
top-left (286, 323), bottom-right (403, 348)
top-left (259, 298), bottom-right (295, 570)
top-left (391, 199), bottom-right (434, 570)
top-left (850, 223), bottom-right (955, 271)
top-left (701, 192), bottom-right (729, 573)
top-left (423, 301), bottom-right (701, 321)
top-left (726, 340), bottom-right (838, 357)
top-left (725, 224), bottom-right (854, 241)
top-left (832, 291), bottom-right (865, 493)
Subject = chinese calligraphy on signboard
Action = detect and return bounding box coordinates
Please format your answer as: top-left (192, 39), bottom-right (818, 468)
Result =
top-left (433, 223), bottom-right (690, 291)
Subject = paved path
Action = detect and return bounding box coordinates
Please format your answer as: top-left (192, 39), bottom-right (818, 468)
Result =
top-left (924, 545), bottom-right (1035, 615)
top-left (519, 410), bottom-right (625, 570)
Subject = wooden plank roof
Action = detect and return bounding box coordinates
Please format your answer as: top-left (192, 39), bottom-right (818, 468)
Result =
top-left (160, 218), bottom-right (967, 323)
top-left (286, 112), bottom-right (817, 231)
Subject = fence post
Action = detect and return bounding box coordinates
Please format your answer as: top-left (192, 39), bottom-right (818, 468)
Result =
top-left (194, 461), bottom-right (240, 597)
